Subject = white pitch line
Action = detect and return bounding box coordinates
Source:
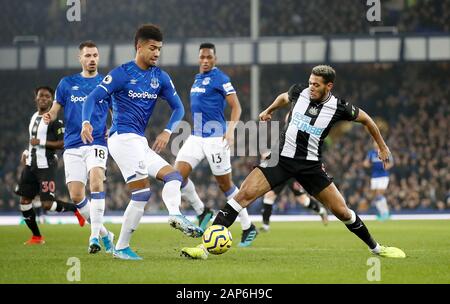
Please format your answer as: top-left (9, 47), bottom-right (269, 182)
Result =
top-left (0, 213), bottom-right (449, 226)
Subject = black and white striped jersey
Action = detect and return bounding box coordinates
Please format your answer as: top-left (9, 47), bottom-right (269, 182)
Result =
top-left (26, 112), bottom-right (64, 168)
top-left (279, 85), bottom-right (359, 161)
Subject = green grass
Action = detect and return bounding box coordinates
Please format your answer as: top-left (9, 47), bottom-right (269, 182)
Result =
top-left (0, 220), bottom-right (449, 284)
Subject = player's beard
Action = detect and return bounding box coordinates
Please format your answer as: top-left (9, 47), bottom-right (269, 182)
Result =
top-left (311, 86), bottom-right (331, 103)
top-left (87, 65), bottom-right (97, 73)
top-left (310, 91), bottom-right (324, 103)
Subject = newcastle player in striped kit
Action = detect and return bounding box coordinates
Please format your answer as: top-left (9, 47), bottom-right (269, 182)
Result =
top-left (181, 65), bottom-right (405, 259)
top-left (15, 86), bottom-right (85, 245)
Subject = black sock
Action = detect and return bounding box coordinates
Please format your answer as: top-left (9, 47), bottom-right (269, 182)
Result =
top-left (307, 199), bottom-right (321, 213)
top-left (22, 208), bottom-right (41, 237)
top-left (212, 204), bottom-right (239, 228)
top-left (54, 200), bottom-right (77, 212)
top-left (262, 203), bottom-right (273, 225)
top-left (345, 214), bottom-right (377, 249)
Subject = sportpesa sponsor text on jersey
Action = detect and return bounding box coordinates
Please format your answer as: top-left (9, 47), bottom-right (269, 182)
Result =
top-left (55, 73), bottom-right (111, 149)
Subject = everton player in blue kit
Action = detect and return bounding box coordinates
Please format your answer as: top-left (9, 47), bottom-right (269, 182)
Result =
top-left (182, 65), bottom-right (405, 259)
top-left (44, 41), bottom-right (114, 254)
top-left (175, 43), bottom-right (258, 247)
top-left (364, 142), bottom-right (394, 221)
top-left (81, 24), bottom-right (203, 260)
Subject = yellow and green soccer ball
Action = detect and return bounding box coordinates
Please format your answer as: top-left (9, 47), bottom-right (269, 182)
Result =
top-left (202, 225), bottom-right (232, 255)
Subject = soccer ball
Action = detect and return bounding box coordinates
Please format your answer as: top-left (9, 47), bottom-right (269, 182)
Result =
top-left (202, 225), bottom-right (232, 255)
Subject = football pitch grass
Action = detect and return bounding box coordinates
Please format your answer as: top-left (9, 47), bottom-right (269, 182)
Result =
top-left (0, 220), bottom-right (449, 284)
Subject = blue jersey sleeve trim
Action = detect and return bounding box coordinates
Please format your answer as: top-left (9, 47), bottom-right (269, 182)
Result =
top-left (98, 84), bottom-right (109, 92)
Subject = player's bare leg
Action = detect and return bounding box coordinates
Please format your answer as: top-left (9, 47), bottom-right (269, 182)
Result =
top-left (181, 168), bottom-right (270, 259)
top-left (313, 183), bottom-right (404, 257)
top-left (215, 173), bottom-right (257, 247)
top-left (192, 168), bottom-right (271, 231)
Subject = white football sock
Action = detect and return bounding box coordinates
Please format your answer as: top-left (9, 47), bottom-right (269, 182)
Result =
top-left (74, 197), bottom-right (108, 237)
top-left (370, 243), bottom-right (381, 254)
top-left (49, 202), bottom-right (57, 212)
top-left (162, 180), bottom-right (182, 216)
top-left (75, 197), bottom-right (90, 221)
top-left (99, 226), bottom-right (108, 237)
top-left (181, 179), bottom-right (204, 215)
top-left (90, 192), bottom-right (105, 239)
top-left (227, 198), bottom-right (243, 213)
top-left (238, 208), bottom-right (252, 230)
top-left (115, 189), bottom-right (150, 250)
top-left (115, 200), bottom-right (147, 250)
top-left (375, 195), bottom-right (389, 216)
top-left (263, 196), bottom-right (276, 205)
top-left (379, 196), bottom-right (389, 215)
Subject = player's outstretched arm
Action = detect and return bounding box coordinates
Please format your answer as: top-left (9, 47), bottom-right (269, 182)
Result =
top-left (43, 102), bottom-right (61, 124)
top-left (355, 109), bottom-right (391, 169)
top-left (259, 92), bottom-right (290, 121)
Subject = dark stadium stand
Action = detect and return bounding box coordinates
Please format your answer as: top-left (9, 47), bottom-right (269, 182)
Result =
top-left (0, 63), bottom-right (448, 213)
top-left (0, 0), bottom-right (448, 44)
top-left (0, 0), bottom-right (448, 214)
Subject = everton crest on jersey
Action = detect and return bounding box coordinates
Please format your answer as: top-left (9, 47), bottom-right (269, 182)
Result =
top-left (92, 60), bottom-right (182, 137)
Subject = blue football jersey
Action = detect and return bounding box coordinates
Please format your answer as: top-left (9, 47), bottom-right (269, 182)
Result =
top-left (55, 73), bottom-right (110, 149)
top-left (87, 61), bottom-right (182, 137)
top-left (367, 149), bottom-right (390, 178)
top-left (190, 67), bottom-right (236, 137)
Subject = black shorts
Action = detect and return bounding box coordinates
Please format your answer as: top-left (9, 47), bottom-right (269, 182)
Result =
top-left (15, 165), bottom-right (57, 201)
top-left (258, 156), bottom-right (333, 196)
top-left (272, 178), bottom-right (306, 197)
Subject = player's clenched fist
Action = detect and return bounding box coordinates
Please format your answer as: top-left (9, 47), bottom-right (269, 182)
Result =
top-left (377, 146), bottom-right (391, 169)
top-left (259, 110), bottom-right (272, 121)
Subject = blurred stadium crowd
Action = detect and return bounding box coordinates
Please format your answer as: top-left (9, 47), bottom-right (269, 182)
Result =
top-left (0, 0), bottom-right (448, 44)
top-left (0, 0), bottom-right (448, 214)
top-left (0, 62), bottom-right (448, 213)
